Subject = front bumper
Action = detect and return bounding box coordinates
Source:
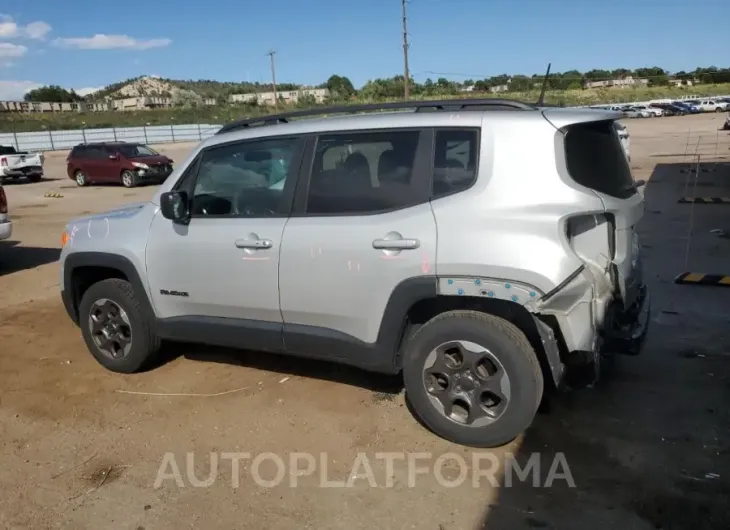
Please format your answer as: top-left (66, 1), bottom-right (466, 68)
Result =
top-left (601, 284), bottom-right (651, 356)
top-left (135, 167), bottom-right (173, 181)
top-left (0, 220), bottom-right (12, 240)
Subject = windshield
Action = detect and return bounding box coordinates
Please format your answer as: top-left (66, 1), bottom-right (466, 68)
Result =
top-left (118, 144), bottom-right (159, 158)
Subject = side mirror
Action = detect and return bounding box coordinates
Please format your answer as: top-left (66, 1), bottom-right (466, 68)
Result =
top-left (160, 191), bottom-right (190, 223)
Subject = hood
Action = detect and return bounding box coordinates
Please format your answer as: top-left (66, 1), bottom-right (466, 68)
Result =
top-left (127, 155), bottom-right (171, 165)
top-left (71, 201), bottom-right (149, 223)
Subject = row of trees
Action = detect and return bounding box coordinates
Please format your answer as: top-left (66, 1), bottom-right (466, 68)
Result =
top-left (24, 85), bottom-right (85, 103)
top-left (23, 67), bottom-right (730, 103)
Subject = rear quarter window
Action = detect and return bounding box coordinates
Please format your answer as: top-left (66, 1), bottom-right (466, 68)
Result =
top-left (563, 120), bottom-right (635, 199)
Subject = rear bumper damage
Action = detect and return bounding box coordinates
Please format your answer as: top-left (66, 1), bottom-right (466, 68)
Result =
top-left (601, 283), bottom-right (650, 356)
top-left (535, 264), bottom-right (650, 388)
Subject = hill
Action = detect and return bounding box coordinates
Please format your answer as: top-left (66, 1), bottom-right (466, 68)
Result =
top-left (4, 81), bottom-right (730, 134)
top-left (86, 76), bottom-right (303, 101)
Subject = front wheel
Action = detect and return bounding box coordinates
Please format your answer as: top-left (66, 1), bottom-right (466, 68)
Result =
top-left (121, 170), bottom-right (137, 188)
top-left (402, 310), bottom-right (544, 448)
top-left (78, 278), bottom-right (161, 373)
top-left (75, 170), bottom-right (87, 187)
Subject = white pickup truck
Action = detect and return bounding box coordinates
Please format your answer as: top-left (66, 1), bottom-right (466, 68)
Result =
top-left (0, 145), bottom-right (44, 184)
top-left (694, 99), bottom-right (730, 113)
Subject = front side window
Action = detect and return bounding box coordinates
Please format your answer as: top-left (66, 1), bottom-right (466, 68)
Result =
top-left (305, 130), bottom-right (420, 215)
top-left (190, 137), bottom-right (299, 218)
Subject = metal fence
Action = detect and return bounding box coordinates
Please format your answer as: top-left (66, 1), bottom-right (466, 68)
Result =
top-left (0, 123), bottom-right (223, 152)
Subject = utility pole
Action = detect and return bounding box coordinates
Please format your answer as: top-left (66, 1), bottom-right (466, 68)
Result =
top-left (267, 49), bottom-right (278, 108)
top-left (401, 0), bottom-right (410, 100)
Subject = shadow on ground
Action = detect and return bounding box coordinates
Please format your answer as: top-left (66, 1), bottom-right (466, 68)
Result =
top-left (481, 161), bottom-right (730, 530)
top-left (0, 241), bottom-right (60, 275)
top-left (1, 175), bottom-right (63, 185)
top-left (151, 341), bottom-right (404, 395)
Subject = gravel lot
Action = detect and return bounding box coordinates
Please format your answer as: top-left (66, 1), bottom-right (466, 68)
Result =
top-left (1, 113), bottom-right (729, 530)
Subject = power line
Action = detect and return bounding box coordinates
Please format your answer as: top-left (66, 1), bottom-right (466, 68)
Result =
top-left (267, 49), bottom-right (278, 109)
top-left (402, 0), bottom-right (410, 100)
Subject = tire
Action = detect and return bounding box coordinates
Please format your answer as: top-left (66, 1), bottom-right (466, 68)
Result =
top-left (27, 174), bottom-right (42, 183)
top-left (75, 170), bottom-right (87, 187)
top-left (78, 278), bottom-right (161, 373)
top-left (402, 310), bottom-right (544, 448)
top-left (121, 170), bottom-right (137, 188)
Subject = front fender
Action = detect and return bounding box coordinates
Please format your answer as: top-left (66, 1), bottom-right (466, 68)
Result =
top-left (61, 252), bottom-right (155, 326)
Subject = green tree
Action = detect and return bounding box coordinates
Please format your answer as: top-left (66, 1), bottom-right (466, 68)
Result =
top-left (171, 90), bottom-right (203, 108)
top-left (325, 75), bottom-right (356, 100)
top-left (24, 85), bottom-right (84, 102)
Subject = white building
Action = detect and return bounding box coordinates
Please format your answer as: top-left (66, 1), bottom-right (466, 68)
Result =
top-left (229, 88), bottom-right (329, 106)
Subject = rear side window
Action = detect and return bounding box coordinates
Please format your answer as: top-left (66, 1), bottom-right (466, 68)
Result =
top-left (84, 146), bottom-right (106, 160)
top-left (305, 130), bottom-right (421, 215)
top-left (564, 120), bottom-right (635, 199)
top-left (71, 146), bottom-right (86, 158)
top-left (432, 128), bottom-right (479, 198)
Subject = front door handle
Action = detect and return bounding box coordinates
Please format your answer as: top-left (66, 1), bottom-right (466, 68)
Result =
top-left (235, 238), bottom-right (273, 249)
top-left (372, 238), bottom-right (420, 250)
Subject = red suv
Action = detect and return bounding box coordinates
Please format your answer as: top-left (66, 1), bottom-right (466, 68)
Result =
top-left (66, 142), bottom-right (174, 188)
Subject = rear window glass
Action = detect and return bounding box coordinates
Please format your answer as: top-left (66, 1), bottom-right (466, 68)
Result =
top-left (564, 120), bottom-right (635, 199)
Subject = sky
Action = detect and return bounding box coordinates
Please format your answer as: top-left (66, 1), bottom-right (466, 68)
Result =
top-left (0, 0), bottom-right (728, 100)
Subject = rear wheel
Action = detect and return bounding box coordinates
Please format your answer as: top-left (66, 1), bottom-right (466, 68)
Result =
top-left (27, 174), bottom-right (42, 183)
top-left (402, 310), bottom-right (544, 448)
top-left (121, 170), bottom-right (137, 188)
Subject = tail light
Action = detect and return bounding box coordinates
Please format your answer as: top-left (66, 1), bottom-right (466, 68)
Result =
top-left (0, 187), bottom-right (7, 214)
top-left (1, 157), bottom-right (7, 167)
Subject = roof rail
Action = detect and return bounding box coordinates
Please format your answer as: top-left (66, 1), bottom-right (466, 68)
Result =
top-left (216, 98), bottom-right (535, 135)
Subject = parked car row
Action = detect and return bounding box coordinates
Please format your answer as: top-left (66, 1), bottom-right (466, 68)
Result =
top-left (593, 96), bottom-right (730, 118)
top-left (0, 141), bottom-right (175, 188)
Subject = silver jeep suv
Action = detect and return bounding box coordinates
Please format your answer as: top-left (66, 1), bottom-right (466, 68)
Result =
top-left (59, 99), bottom-right (650, 448)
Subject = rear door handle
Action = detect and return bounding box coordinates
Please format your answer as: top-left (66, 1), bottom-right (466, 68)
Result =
top-left (372, 238), bottom-right (420, 250)
top-left (235, 238), bottom-right (273, 249)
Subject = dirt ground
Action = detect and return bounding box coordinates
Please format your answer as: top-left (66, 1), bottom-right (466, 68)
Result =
top-left (1, 113), bottom-right (730, 530)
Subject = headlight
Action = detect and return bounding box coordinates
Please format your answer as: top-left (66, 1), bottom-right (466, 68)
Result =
top-left (132, 162), bottom-right (149, 170)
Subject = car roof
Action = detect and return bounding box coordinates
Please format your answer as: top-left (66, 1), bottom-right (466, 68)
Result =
top-left (74, 141), bottom-right (137, 147)
top-left (205, 100), bottom-right (620, 148)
